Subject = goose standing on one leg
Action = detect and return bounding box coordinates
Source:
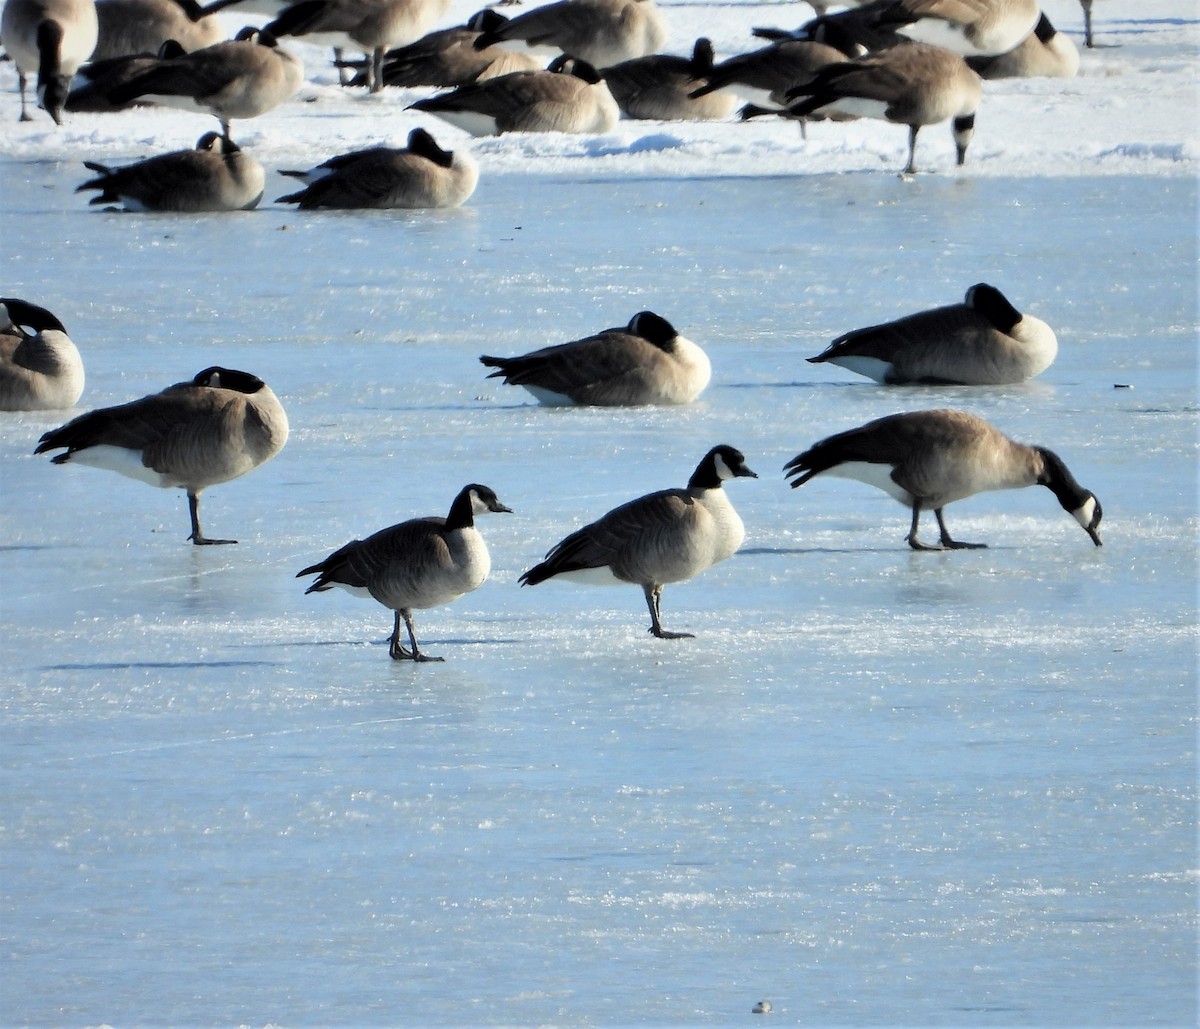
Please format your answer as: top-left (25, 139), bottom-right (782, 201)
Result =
top-left (35, 366), bottom-right (289, 545)
top-left (0, 298), bottom-right (85, 410)
top-left (519, 445), bottom-right (757, 639)
top-left (783, 409), bottom-right (1103, 550)
top-left (1, 0), bottom-right (99, 123)
top-left (480, 310), bottom-right (710, 406)
top-left (782, 41), bottom-right (981, 176)
top-left (297, 484), bottom-right (513, 663)
top-left (806, 283), bottom-right (1058, 385)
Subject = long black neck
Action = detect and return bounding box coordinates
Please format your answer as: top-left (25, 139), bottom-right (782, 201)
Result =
top-left (445, 488), bottom-right (477, 530)
top-left (1037, 447), bottom-right (1089, 511)
top-left (688, 455), bottom-right (724, 491)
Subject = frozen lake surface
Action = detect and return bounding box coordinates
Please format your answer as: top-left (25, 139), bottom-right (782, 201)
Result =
top-left (2, 162), bottom-right (1195, 1026)
top-left (1, 0), bottom-right (1197, 1023)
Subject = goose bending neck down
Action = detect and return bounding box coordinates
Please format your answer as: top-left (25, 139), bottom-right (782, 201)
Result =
top-left (783, 409), bottom-right (1103, 550)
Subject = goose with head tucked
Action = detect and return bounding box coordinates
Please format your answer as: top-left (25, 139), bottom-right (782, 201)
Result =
top-left (276, 127), bottom-right (478, 209)
top-left (471, 0), bottom-right (667, 69)
top-left (601, 37), bottom-right (735, 121)
top-left (76, 131), bottom-right (265, 210)
top-left (297, 484), bottom-right (512, 662)
top-left (781, 40), bottom-right (981, 175)
top-left (1, 0), bottom-right (99, 123)
top-left (807, 283), bottom-right (1057, 385)
top-left (519, 445), bottom-right (757, 639)
top-left (103, 26), bottom-right (303, 138)
top-left (409, 54), bottom-right (619, 135)
top-left (966, 12), bottom-right (1079, 79)
top-left (872, 0), bottom-right (1040, 57)
top-left (783, 408), bottom-right (1103, 550)
top-left (35, 366), bottom-right (289, 545)
top-left (480, 310), bottom-right (710, 407)
top-left (0, 298), bottom-right (85, 411)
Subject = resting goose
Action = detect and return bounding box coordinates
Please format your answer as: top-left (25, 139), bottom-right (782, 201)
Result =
top-left (276, 127), bottom-right (478, 209)
top-left (480, 310), bottom-right (710, 406)
top-left (76, 132), bottom-right (266, 210)
top-left (783, 408), bottom-right (1103, 550)
top-left (519, 445), bottom-right (757, 639)
top-left (297, 484), bottom-right (512, 662)
top-left (807, 283), bottom-right (1057, 385)
top-left (874, 0), bottom-right (1039, 57)
top-left (966, 12), bottom-right (1079, 79)
top-left (471, 0), bottom-right (668, 70)
top-left (782, 41), bottom-right (982, 175)
top-left (409, 55), bottom-right (619, 135)
top-left (601, 38), bottom-right (735, 122)
top-left (90, 0), bottom-right (234, 62)
top-left (35, 366), bottom-right (289, 545)
top-left (0, 298), bottom-right (85, 410)
top-left (103, 26), bottom-right (303, 138)
top-left (1, 0), bottom-right (99, 123)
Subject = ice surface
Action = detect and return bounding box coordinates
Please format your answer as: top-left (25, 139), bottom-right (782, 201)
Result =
top-left (0, 1), bottom-right (1196, 1025)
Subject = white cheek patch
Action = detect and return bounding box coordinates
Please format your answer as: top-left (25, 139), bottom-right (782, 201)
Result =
top-left (714, 453), bottom-right (732, 480)
top-left (1073, 496), bottom-right (1097, 529)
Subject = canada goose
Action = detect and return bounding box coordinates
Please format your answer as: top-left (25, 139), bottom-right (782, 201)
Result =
top-left (264, 0), bottom-right (451, 92)
top-left (408, 55), bottom-right (619, 135)
top-left (66, 38), bottom-right (186, 111)
top-left (345, 9), bottom-right (540, 88)
top-left (480, 310), bottom-right (711, 406)
top-left (689, 36), bottom-right (849, 113)
top-left (519, 445), bottom-right (757, 639)
top-left (807, 283), bottom-right (1057, 385)
top-left (601, 37), bottom-right (735, 121)
top-left (2, 0), bottom-right (99, 123)
top-left (783, 408), bottom-right (1103, 550)
top-left (782, 41), bottom-right (982, 175)
top-left (874, 0), bottom-right (1039, 57)
top-left (297, 484), bottom-right (512, 662)
top-left (276, 127), bottom-right (478, 209)
top-left (966, 12), bottom-right (1078, 79)
top-left (35, 366), bottom-right (289, 545)
top-left (76, 131), bottom-right (265, 210)
top-left (471, 0), bottom-right (667, 69)
top-left (90, 0), bottom-right (234, 62)
top-left (0, 298), bottom-right (85, 410)
top-left (104, 26), bottom-right (303, 138)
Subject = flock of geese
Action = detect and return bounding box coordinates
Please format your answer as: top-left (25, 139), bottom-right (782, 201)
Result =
top-left (3, 0), bottom-right (1109, 658)
top-left (1, 0), bottom-right (1102, 206)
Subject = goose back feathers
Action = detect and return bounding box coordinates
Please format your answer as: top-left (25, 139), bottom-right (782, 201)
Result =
top-left (0, 298), bottom-right (85, 410)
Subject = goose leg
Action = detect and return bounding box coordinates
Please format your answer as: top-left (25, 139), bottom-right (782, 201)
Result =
top-left (1081, 0), bottom-right (1094, 47)
top-left (370, 46), bottom-right (384, 93)
top-left (644, 584), bottom-right (693, 640)
top-left (392, 609), bottom-right (444, 662)
top-left (187, 491), bottom-right (236, 545)
top-left (17, 70), bottom-right (32, 121)
top-left (905, 500), bottom-right (940, 551)
top-left (935, 508), bottom-right (986, 550)
top-left (901, 125), bottom-right (920, 177)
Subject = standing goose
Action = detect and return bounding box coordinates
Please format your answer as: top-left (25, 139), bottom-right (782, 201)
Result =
top-left (783, 408), bottom-right (1103, 550)
top-left (409, 55), bottom-right (619, 135)
top-left (783, 41), bottom-right (981, 175)
top-left (297, 484), bottom-right (512, 662)
top-left (276, 127), bottom-right (478, 209)
top-left (480, 310), bottom-right (711, 407)
top-left (471, 0), bottom-right (668, 70)
top-left (807, 283), bottom-right (1058, 385)
top-left (966, 12), bottom-right (1079, 79)
top-left (519, 445), bottom-right (757, 639)
top-left (874, 0), bottom-right (1039, 57)
top-left (601, 37), bottom-right (735, 122)
top-left (34, 366), bottom-right (289, 545)
top-left (103, 26), bottom-right (303, 138)
top-left (0, 298), bottom-right (85, 410)
top-left (1, 0), bottom-right (99, 123)
top-left (76, 131), bottom-right (266, 210)
top-left (264, 0), bottom-right (451, 93)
